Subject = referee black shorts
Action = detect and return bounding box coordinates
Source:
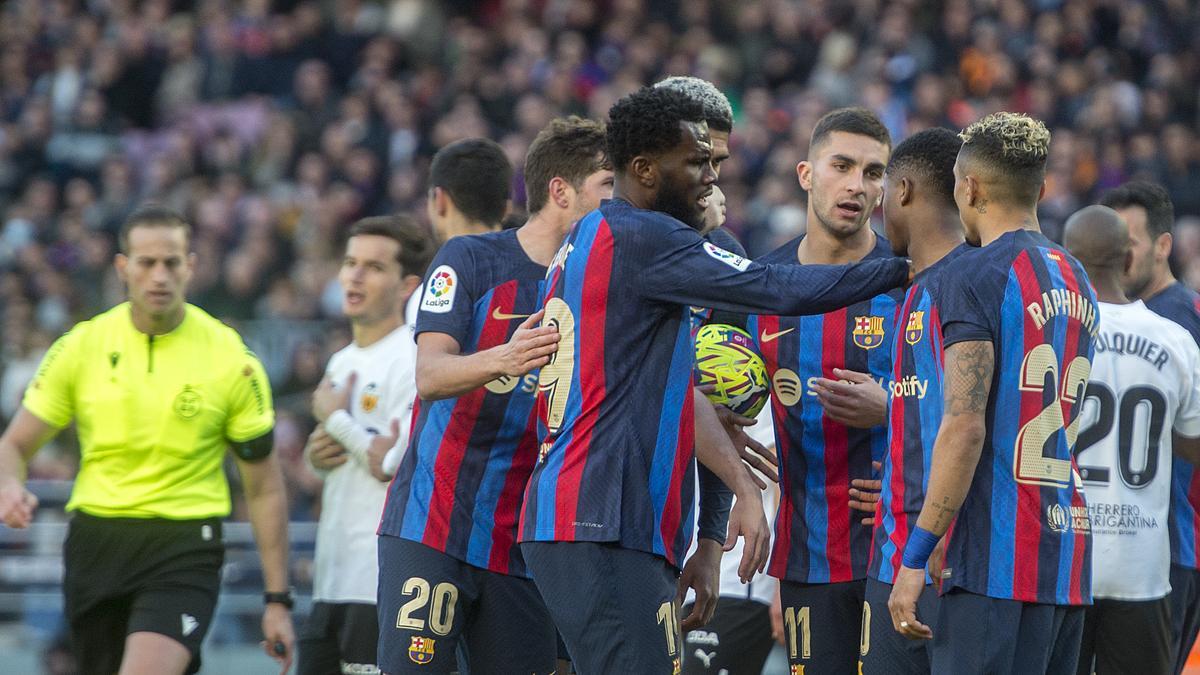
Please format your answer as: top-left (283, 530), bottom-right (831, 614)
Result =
top-left (63, 511), bottom-right (224, 675)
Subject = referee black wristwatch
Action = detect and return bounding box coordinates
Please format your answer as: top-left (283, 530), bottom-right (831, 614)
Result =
top-left (263, 590), bottom-right (294, 610)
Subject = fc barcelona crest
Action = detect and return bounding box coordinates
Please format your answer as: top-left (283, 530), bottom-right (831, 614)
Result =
top-left (852, 315), bottom-right (886, 350)
top-left (408, 636), bottom-right (435, 664)
top-left (905, 310), bottom-right (925, 345)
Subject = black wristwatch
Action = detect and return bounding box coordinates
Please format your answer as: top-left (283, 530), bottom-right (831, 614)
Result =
top-left (263, 590), bottom-right (294, 610)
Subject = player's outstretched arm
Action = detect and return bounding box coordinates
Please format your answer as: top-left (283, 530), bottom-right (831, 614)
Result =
top-left (0, 407), bottom-right (61, 529)
top-left (641, 224), bottom-right (911, 317)
top-left (888, 339), bottom-right (993, 641)
top-left (233, 447), bottom-right (296, 674)
top-left (415, 310), bottom-right (557, 401)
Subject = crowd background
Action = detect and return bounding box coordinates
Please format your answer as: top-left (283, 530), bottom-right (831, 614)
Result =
top-left (2, 0), bottom-right (1200, 590)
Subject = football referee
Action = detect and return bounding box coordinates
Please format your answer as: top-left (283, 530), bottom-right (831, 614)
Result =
top-left (0, 205), bottom-right (295, 674)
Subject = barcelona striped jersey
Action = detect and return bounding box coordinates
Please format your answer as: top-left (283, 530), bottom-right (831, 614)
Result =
top-left (747, 235), bottom-right (902, 584)
top-left (1145, 282), bottom-right (1200, 569)
top-left (936, 229), bottom-right (1098, 605)
top-left (518, 199), bottom-right (909, 567)
top-left (379, 229), bottom-right (546, 577)
top-left (869, 244), bottom-right (968, 585)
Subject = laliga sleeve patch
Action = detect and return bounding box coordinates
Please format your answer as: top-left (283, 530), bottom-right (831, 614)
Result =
top-left (421, 265), bottom-right (458, 314)
top-left (703, 241), bottom-right (752, 272)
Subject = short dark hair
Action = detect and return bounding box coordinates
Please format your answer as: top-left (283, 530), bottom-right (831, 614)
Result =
top-left (429, 138), bottom-right (512, 227)
top-left (606, 86), bottom-right (708, 172)
top-left (653, 77), bottom-right (734, 133)
top-left (119, 204), bottom-right (192, 253)
top-left (958, 112), bottom-right (1050, 206)
top-left (810, 107), bottom-right (891, 153)
top-left (887, 128), bottom-right (962, 206)
top-left (1100, 180), bottom-right (1175, 239)
top-left (524, 117), bottom-right (609, 213)
top-left (347, 214), bottom-right (436, 278)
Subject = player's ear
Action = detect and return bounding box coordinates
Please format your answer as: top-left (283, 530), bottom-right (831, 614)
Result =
top-left (1123, 248), bottom-right (1134, 276)
top-left (430, 187), bottom-right (449, 217)
top-left (186, 251), bottom-right (197, 275)
top-left (1155, 231), bottom-right (1173, 262)
top-left (400, 273), bottom-right (422, 301)
top-left (549, 176), bottom-right (572, 210)
top-left (114, 252), bottom-right (128, 281)
top-left (1037, 179), bottom-right (1047, 203)
top-left (630, 155), bottom-right (656, 188)
top-left (898, 177), bottom-right (913, 207)
top-left (796, 161), bottom-right (812, 192)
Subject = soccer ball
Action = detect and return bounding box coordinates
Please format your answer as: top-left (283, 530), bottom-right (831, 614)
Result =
top-left (694, 323), bottom-right (770, 418)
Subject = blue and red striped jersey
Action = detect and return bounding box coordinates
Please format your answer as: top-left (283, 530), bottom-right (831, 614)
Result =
top-left (869, 245), bottom-right (968, 584)
top-left (518, 199), bottom-right (908, 568)
top-left (1146, 282), bottom-right (1200, 568)
top-left (379, 229), bottom-right (546, 577)
top-left (936, 229), bottom-right (1098, 605)
top-left (747, 235), bottom-right (902, 584)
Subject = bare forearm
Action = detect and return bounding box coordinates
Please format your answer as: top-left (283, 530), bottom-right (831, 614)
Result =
top-left (914, 419), bottom-right (985, 535)
top-left (914, 340), bottom-right (993, 537)
top-left (415, 349), bottom-right (504, 400)
top-left (0, 440), bottom-right (26, 483)
top-left (693, 389), bottom-right (757, 496)
top-left (243, 459), bottom-right (290, 593)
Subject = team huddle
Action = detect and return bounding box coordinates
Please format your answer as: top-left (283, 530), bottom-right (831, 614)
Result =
top-left (2, 75), bottom-right (1200, 675)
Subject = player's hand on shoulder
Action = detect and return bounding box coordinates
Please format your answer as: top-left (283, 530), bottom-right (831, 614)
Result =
top-left (305, 426), bottom-right (347, 472)
top-left (849, 460), bottom-right (883, 525)
top-left (367, 419), bottom-right (401, 482)
top-left (496, 309), bottom-right (559, 377)
top-left (812, 368), bottom-right (887, 429)
top-left (0, 476), bottom-right (37, 529)
top-left (312, 372), bottom-right (354, 422)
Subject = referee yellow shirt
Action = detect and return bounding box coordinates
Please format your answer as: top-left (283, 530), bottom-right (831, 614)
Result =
top-left (23, 303), bottom-right (275, 519)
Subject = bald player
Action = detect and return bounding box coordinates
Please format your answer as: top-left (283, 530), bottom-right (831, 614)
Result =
top-left (1064, 206), bottom-right (1200, 675)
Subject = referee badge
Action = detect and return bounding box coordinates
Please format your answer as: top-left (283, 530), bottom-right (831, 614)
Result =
top-left (173, 386), bottom-right (202, 419)
top-left (408, 636), bottom-right (435, 664)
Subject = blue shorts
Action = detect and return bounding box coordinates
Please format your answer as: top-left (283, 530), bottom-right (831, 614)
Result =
top-left (377, 535), bottom-right (556, 674)
top-left (522, 541), bottom-right (680, 675)
top-left (930, 588), bottom-right (1084, 675)
top-left (860, 577), bottom-right (937, 675)
top-left (778, 578), bottom-right (866, 675)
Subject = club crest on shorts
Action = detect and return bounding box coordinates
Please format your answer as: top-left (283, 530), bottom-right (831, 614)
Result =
top-left (408, 636), bottom-right (435, 664)
top-left (853, 315), bottom-right (886, 350)
top-left (905, 310), bottom-right (925, 345)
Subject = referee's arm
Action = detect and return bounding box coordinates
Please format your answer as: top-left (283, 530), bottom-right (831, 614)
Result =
top-left (232, 437), bottom-right (296, 670)
top-left (0, 407), bottom-right (63, 528)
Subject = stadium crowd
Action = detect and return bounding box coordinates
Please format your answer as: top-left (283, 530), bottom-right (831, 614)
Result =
top-left (3, 0), bottom-right (1200, 519)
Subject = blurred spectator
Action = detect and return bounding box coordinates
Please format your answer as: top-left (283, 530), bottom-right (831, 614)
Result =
top-left (3, 0), bottom-right (1200, 520)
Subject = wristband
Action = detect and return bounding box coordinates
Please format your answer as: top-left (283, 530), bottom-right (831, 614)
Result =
top-left (902, 526), bottom-right (940, 570)
top-left (263, 590), bottom-right (294, 610)
top-left (324, 409), bottom-right (371, 459)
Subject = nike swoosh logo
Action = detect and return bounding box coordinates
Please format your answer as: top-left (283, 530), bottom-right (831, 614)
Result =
top-left (492, 308), bottom-right (531, 321)
top-left (760, 327), bottom-right (795, 343)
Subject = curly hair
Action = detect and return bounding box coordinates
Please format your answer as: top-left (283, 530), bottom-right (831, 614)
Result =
top-left (653, 76), bottom-right (734, 133)
top-left (958, 112), bottom-right (1050, 204)
top-left (524, 116), bottom-right (609, 214)
top-left (606, 87), bottom-right (708, 172)
top-left (886, 127), bottom-right (962, 206)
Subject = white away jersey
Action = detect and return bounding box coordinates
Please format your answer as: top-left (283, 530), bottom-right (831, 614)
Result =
top-left (1078, 301), bottom-right (1200, 600)
top-left (313, 324), bottom-right (417, 603)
